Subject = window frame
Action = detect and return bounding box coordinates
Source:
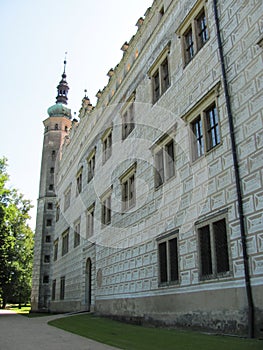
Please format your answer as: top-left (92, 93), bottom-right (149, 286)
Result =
top-left (119, 163), bottom-right (137, 212)
top-left (152, 135), bottom-right (175, 189)
top-left (196, 214), bottom-right (231, 281)
top-left (54, 239), bottom-right (59, 261)
top-left (64, 185), bottom-right (71, 211)
top-left (176, 2), bottom-right (209, 67)
top-left (157, 230), bottom-right (179, 286)
top-left (101, 127), bottom-right (113, 164)
top-left (86, 203), bottom-right (95, 238)
top-left (62, 229), bottom-right (69, 256)
top-left (101, 187), bottom-right (112, 227)
top-left (148, 43), bottom-right (171, 104)
top-left (121, 94), bottom-right (135, 140)
top-left (87, 149), bottom-right (96, 183)
top-left (76, 167), bottom-right (83, 195)
top-left (74, 219), bottom-right (81, 248)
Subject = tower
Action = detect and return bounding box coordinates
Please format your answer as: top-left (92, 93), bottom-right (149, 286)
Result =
top-left (31, 60), bottom-right (72, 311)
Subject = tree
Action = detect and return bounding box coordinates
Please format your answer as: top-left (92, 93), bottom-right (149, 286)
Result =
top-left (0, 158), bottom-right (34, 308)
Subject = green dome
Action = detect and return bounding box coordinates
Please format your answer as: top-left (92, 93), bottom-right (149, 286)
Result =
top-left (47, 103), bottom-right (71, 118)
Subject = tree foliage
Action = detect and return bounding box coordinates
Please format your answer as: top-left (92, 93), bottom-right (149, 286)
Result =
top-left (0, 157), bottom-right (34, 308)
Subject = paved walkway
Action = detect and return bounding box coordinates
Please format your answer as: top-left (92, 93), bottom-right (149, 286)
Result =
top-left (0, 310), bottom-right (119, 350)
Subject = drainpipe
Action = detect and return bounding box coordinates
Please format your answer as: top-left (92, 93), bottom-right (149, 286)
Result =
top-left (212, 0), bottom-right (255, 338)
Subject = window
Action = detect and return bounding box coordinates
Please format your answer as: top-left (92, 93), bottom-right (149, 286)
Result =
top-left (56, 202), bottom-right (60, 222)
top-left (148, 44), bottom-right (170, 104)
top-left (64, 186), bottom-right (71, 211)
top-left (157, 231), bottom-right (179, 285)
top-left (87, 150), bottom-right (96, 182)
top-left (190, 102), bottom-right (220, 160)
top-left (52, 280), bottom-right (56, 300)
top-left (62, 229), bottom-right (69, 256)
top-left (120, 163), bottom-right (136, 211)
top-left (54, 239), bottom-right (58, 261)
top-left (101, 188), bottom-right (112, 226)
top-left (46, 219), bottom-right (52, 227)
top-left (60, 276), bottom-right (65, 300)
top-left (47, 202), bottom-right (53, 210)
top-left (51, 150), bottom-right (56, 161)
top-left (76, 167), bottom-right (83, 195)
top-left (44, 255), bottom-right (50, 263)
top-left (177, 4), bottom-right (209, 66)
top-left (46, 235), bottom-right (51, 243)
top-left (50, 167), bottom-right (54, 174)
top-left (55, 124), bottom-right (58, 130)
top-left (86, 204), bottom-right (95, 237)
top-left (43, 275), bottom-right (49, 284)
top-left (153, 137), bottom-right (175, 188)
top-left (102, 129), bottom-right (112, 163)
top-left (197, 217), bottom-right (230, 280)
top-left (74, 220), bottom-right (81, 247)
top-left (49, 184), bottom-right (54, 191)
top-left (122, 95), bottom-right (135, 140)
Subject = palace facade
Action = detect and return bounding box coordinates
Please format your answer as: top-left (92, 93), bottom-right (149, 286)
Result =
top-left (31, 0), bottom-right (263, 337)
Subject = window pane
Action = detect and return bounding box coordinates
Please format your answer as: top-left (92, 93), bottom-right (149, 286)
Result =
top-left (153, 71), bottom-right (160, 103)
top-left (166, 141), bottom-right (175, 179)
top-left (155, 150), bottom-right (164, 187)
top-left (191, 116), bottom-right (204, 159)
top-left (206, 104), bottom-right (220, 150)
top-left (199, 225), bottom-right (212, 277)
top-left (161, 58), bottom-right (170, 92)
top-left (159, 242), bottom-right (168, 283)
top-left (169, 238), bottom-right (179, 282)
top-left (184, 27), bottom-right (194, 63)
top-left (213, 219), bottom-right (229, 274)
top-left (196, 10), bottom-right (208, 49)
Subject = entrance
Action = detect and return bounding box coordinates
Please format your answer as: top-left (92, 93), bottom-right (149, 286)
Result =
top-left (85, 258), bottom-right (92, 310)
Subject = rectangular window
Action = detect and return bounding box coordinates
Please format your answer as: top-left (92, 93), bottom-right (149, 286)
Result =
top-left (76, 168), bottom-right (83, 195)
top-left (177, 5), bottom-right (209, 66)
top-left (46, 235), bottom-right (51, 243)
top-left (47, 202), bottom-right (53, 210)
top-left (205, 103), bottom-right (220, 151)
top-left (52, 280), bottom-right (56, 300)
top-left (191, 116), bottom-right (204, 160)
top-left (184, 85), bottom-right (221, 162)
top-left (158, 232), bottom-right (179, 285)
top-left (198, 217), bottom-right (230, 280)
top-left (184, 27), bottom-right (194, 64)
top-left (56, 202), bottom-right (60, 222)
top-left (196, 9), bottom-right (209, 50)
top-left (44, 255), bottom-right (50, 263)
top-left (86, 204), bottom-right (95, 237)
top-left (64, 186), bottom-right (71, 211)
top-left (102, 129), bottom-right (112, 163)
top-left (62, 229), bottom-right (69, 256)
top-left (122, 98), bottom-right (135, 140)
top-left (54, 239), bottom-right (58, 261)
top-left (101, 189), bottom-right (112, 226)
top-left (46, 219), bottom-right (52, 227)
top-left (43, 275), bottom-right (49, 284)
top-left (87, 151), bottom-right (96, 182)
top-left (74, 220), bottom-right (80, 248)
top-left (149, 45), bottom-right (170, 104)
top-left (154, 137), bottom-right (175, 188)
top-left (60, 276), bottom-right (65, 300)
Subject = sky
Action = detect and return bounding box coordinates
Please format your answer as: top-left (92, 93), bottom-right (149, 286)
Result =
top-left (0, 0), bottom-right (153, 229)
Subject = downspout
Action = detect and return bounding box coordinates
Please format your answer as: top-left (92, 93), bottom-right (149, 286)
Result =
top-left (212, 0), bottom-right (255, 338)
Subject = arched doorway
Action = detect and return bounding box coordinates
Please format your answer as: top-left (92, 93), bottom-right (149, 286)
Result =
top-left (85, 258), bottom-right (92, 311)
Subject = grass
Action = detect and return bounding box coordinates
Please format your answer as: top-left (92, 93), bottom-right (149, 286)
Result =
top-left (49, 313), bottom-right (262, 350)
top-left (6, 304), bottom-right (50, 317)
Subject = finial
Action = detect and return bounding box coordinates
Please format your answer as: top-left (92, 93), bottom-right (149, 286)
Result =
top-left (63, 52), bottom-right (67, 73)
top-left (84, 89), bottom-right (87, 97)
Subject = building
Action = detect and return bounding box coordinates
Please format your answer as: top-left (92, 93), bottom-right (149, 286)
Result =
top-left (31, 0), bottom-right (263, 337)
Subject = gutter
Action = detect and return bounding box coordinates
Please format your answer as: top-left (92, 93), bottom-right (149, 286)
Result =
top-left (212, 0), bottom-right (255, 338)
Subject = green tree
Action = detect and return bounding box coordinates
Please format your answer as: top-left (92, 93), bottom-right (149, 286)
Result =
top-left (0, 158), bottom-right (34, 308)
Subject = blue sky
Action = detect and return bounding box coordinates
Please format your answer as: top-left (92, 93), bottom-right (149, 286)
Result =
top-left (0, 0), bottom-right (152, 229)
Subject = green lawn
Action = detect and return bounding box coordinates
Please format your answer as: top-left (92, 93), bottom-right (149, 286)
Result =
top-left (6, 304), bottom-right (31, 315)
top-left (49, 313), bottom-right (262, 350)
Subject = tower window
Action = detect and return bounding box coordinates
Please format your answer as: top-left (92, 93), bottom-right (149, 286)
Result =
top-left (52, 150), bottom-right (56, 160)
top-left (55, 124), bottom-right (58, 130)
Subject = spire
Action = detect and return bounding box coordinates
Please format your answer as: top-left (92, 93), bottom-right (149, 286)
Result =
top-left (56, 53), bottom-right (69, 105)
